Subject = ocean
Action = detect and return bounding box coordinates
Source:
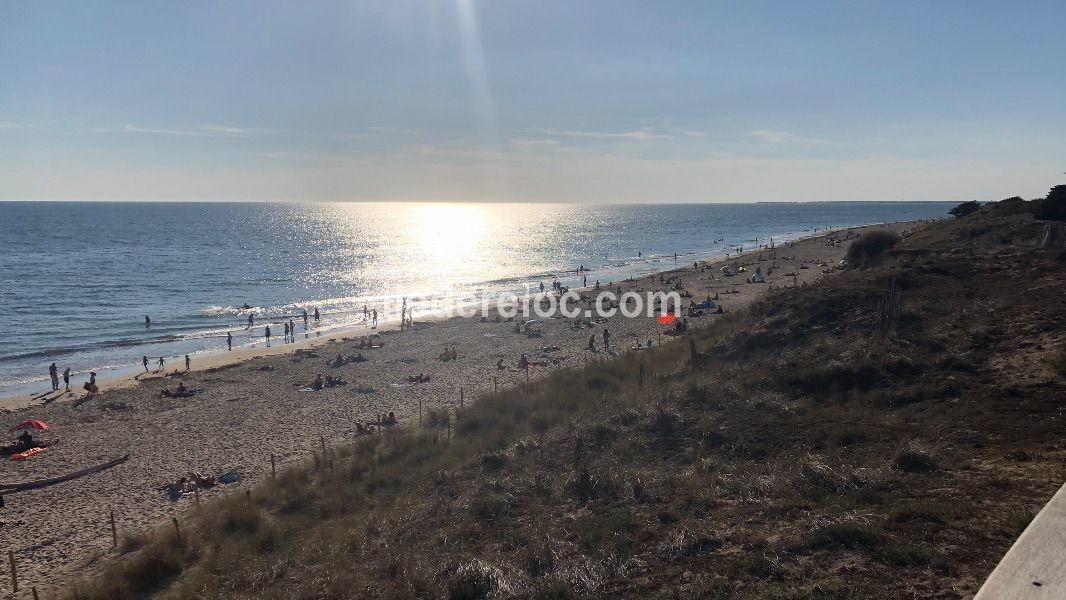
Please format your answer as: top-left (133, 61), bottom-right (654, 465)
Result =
top-left (0, 201), bottom-right (953, 396)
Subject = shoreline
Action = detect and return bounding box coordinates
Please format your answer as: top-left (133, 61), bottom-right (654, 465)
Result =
top-left (0, 221), bottom-right (905, 412)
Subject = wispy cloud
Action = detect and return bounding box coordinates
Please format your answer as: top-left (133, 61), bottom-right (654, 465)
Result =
top-left (94, 124), bottom-right (273, 137)
top-left (0, 121), bottom-right (29, 129)
top-left (749, 129), bottom-right (831, 144)
top-left (523, 127), bottom-right (679, 141)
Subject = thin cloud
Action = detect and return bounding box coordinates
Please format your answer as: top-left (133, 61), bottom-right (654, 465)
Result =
top-left (0, 121), bottom-right (29, 129)
top-left (524, 127), bottom-right (677, 140)
top-left (749, 129), bottom-right (831, 144)
top-left (95, 124), bottom-right (270, 137)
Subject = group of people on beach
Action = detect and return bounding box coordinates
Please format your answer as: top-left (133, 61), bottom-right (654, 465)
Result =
top-left (45, 361), bottom-right (98, 397)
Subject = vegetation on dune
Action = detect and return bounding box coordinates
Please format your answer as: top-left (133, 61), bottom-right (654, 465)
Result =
top-left (1035, 184), bottom-right (1066, 221)
top-left (66, 196), bottom-right (1066, 599)
top-left (947, 200), bottom-right (980, 218)
top-left (845, 230), bottom-right (899, 268)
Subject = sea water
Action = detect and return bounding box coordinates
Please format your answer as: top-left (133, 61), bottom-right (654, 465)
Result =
top-left (0, 201), bottom-right (953, 396)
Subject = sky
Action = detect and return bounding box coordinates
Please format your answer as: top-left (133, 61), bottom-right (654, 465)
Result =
top-left (1, 0), bottom-right (1064, 203)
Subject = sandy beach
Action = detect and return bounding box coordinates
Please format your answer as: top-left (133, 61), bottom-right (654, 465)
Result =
top-left (0, 222), bottom-right (916, 594)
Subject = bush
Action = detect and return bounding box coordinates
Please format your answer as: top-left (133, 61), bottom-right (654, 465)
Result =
top-left (846, 231), bottom-right (899, 268)
top-left (948, 200), bottom-right (980, 218)
top-left (1035, 185), bottom-right (1066, 221)
top-left (895, 448), bottom-right (937, 473)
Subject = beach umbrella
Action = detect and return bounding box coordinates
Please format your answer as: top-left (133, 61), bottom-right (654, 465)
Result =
top-left (12, 419), bottom-right (51, 431)
top-left (656, 314), bottom-right (677, 325)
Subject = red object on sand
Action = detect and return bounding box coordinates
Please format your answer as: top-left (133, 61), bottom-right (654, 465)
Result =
top-left (656, 314), bottom-right (677, 325)
top-left (11, 447), bottom-right (46, 460)
top-left (12, 419), bottom-right (50, 431)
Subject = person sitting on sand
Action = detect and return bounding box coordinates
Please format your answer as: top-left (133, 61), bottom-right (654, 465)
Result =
top-left (16, 430), bottom-right (34, 452)
top-left (383, 412), bottom-right (397, 426)
top-left (83, 371), bottom-right (99, 396)
top-left (439, 348), bottom-right (452, 362)
top-left (311, 373), bottom-right (324, 391)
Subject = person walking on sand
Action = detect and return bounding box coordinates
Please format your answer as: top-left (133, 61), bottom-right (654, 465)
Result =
top-left (185, 354), bottom-right (190, 371)
top-left (226, 331), bottom-right (232, 351)
top-left (157, 356), bottom-right (165, 371)
top-left (602, 328), bottom-right (611, 352)
top-left (142, 355), bottom-right (149, 372)
top-left (314, 307), bottom-right (320, 322)
top-left (63, 366), bottom-right (71, 391)
top-left (49, 362), bottom-right (59, 391)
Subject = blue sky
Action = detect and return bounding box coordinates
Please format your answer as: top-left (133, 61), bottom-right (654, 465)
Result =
top-left (1, 0), bottom-right (1064, 202)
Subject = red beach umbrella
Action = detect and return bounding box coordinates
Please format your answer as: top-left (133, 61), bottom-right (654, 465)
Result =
top-left (656, 314), bottom-right (677, 325)
top-left (12, 419), bottom-right (51, 431)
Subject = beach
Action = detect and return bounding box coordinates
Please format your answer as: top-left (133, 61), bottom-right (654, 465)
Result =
top-left (0, 222), bottom-right (915, 593)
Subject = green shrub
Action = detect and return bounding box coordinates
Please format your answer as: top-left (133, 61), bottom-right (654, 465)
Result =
top-left (1035, 185), bottom-right (1066, 221)
top-left (948, 200), bottom-right (980, 218)
top-left (846, 231), bottom-right (899, 267)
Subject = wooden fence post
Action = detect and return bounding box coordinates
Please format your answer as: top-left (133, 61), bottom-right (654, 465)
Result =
top-left (8, 549), bottom-right (17, 593)
top-left (270, 454), bottom-right (276, 479)
top-left (110, 510), bottom-right (118, 548)
top-left (419, 399), bottom-right (423, 424)
top-left (460, 387), bottom-right (464, 407)
top-left (493, 377), bottom-right (498, 393)
top-left (172, 517), bottom-right (181, 543)
top-left (32, 585), bottom-right (39, 600)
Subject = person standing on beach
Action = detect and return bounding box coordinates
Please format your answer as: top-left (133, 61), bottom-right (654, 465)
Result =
top-left (303, 309), bottom-right (309, 327)
top-left (63, 366), bottom-right (71, 391)
top-left (48, 362), bottom-right (59, 391)
top-left (289, 318), bottom-right (295, 340)
top-left (265, 325), bottom-right (271, 342)
top-left (142, 355), bottom-right (149, 372)
top-left (247, 313), bottom-right (254, 329)
top-left (226, 332), bottom-right (232, 351)
top-left (588, 334), bottom-right (596, 352)
top-left (602, 328), bottom-right (611, 352)
top-left (314, 307), bottom-right (320, 322)
top-left (157, 356), bottom-right (165, 371)
top-left (185, 355), bottom-right (190, 371)
top-left (283, 321), bottom-right (290, 341)
top-left (372, 309), bottom-right (378, 328)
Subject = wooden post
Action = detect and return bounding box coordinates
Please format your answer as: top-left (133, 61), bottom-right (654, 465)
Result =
top-left (419, 399), bottom-right (423, 424)
top-left (245, 490), bottom-right (251, 505)
top-left (8, 549), bottom-right (16, 593)
top-left (460, 387), bottom-right (464, 407)
top-left (270, 454), bottom-right (276, 479)
top-left (172, 517), bottom-right (181, 543)
top-left (493, 377), bottom-right (498, 393)
top-left (583, 354), bottom-right (587, 369)
top-left (319, 435), bottom-right (326, 456)
top-left (525, 367), bottom-right (530, 383)
top-left (638, 363), bottom-right (645, 388)
top-left (658, 333), bottom-right (661, 346)
top-left (110, 510), bottom-right (118, 548)
top-left (32, 586), bottom-right (39, 600)
top-left (447, 415), bottom-right (451, 440)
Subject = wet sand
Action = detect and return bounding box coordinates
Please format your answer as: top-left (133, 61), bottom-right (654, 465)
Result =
top-left (0, 222), bottom-right (918, 594)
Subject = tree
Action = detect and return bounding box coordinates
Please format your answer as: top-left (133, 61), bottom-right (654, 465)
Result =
top-left (948, 200), bottom-right (980, 218)
top-left (1035, 185), bottom-right (1066, 221)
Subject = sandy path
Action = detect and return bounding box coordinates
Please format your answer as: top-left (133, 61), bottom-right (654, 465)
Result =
top-left (0, 222), bottom-right (917, 596)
